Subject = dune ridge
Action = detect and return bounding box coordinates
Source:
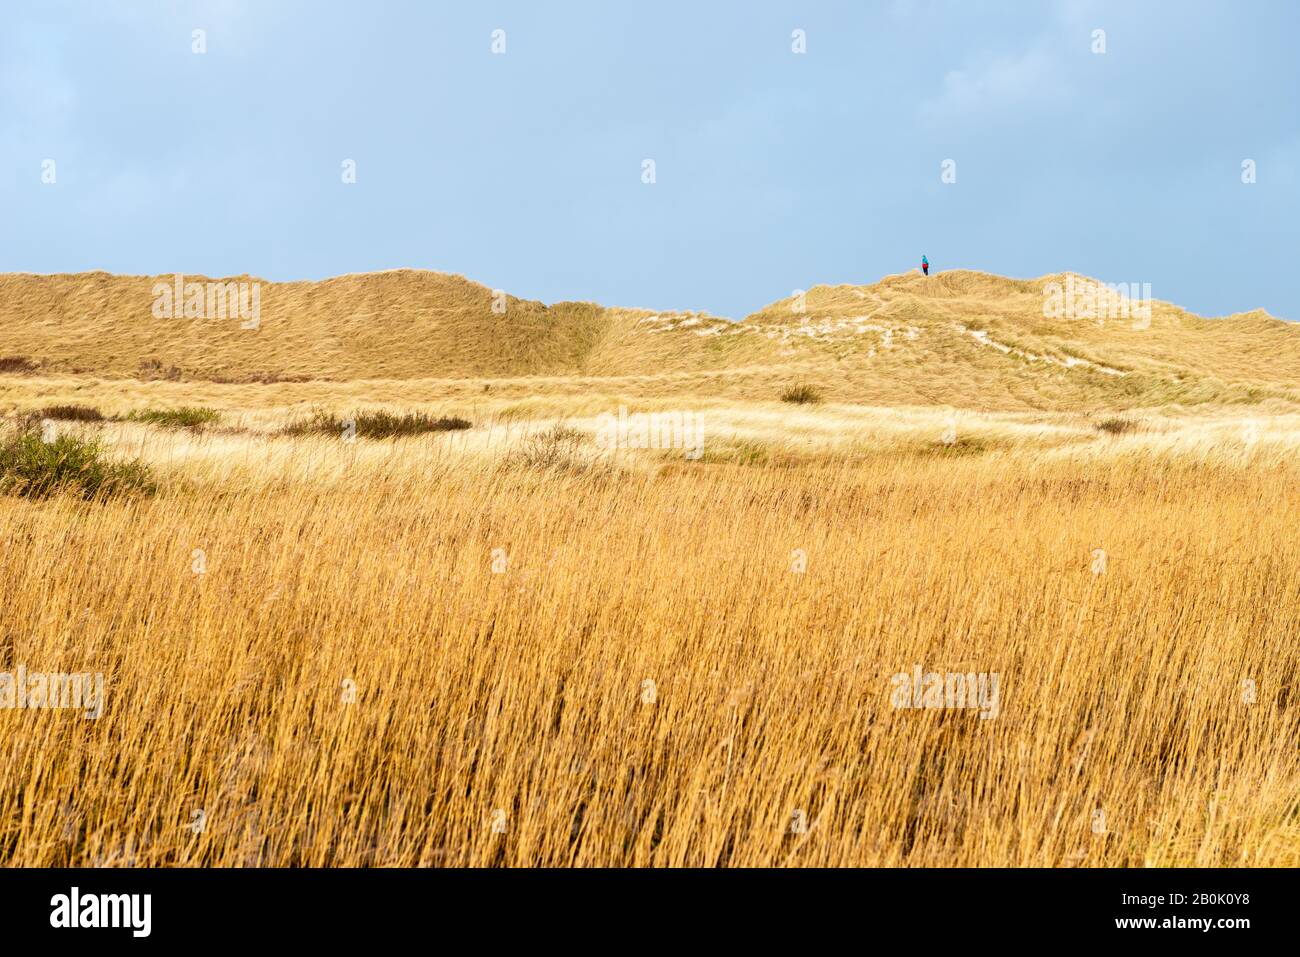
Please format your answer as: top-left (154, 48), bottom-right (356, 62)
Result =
top-left (0, 268), bottom-right (1294, 411)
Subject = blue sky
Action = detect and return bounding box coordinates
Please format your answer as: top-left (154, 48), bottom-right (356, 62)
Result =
top-left (2, 0), bottom-right (1296, 320)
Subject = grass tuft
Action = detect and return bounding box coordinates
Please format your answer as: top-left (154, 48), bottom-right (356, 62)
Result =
top-left (0, 356), bottom-right (37, 375)
top-left (780, 384), bottom-right (823, 405)
top-left (283, 409), bottom-right (471, 439)
top-left (504, 424), bottom-right (608, 476)
top-left (1096, 417), bottom-right (1138, 435)
top-left (126, 407), bottom-right (221, 430)
top-left (28, 404), bottom-right (106, 423)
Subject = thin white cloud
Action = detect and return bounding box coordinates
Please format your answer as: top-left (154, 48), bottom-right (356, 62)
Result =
top-left (919, 42), bottom-right (1070, 127)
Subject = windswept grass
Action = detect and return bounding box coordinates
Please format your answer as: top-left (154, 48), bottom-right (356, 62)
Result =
top-left (0, 400), bottom-right (1296, 867)
top-left (2, 263), bottom-right (1299, 868)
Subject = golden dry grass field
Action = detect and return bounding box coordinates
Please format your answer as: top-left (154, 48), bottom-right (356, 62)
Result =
top-left (0, 269), bottom-right (1297, 867)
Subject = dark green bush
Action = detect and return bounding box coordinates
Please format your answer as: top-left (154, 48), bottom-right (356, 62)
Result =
top-left (0, 428), bottom-right (155, 499)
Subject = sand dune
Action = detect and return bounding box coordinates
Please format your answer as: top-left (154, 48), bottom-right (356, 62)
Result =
top-left (2, 268), bottom-right (1298, 869)
top-left (0, 268), bottom-right (1294, 411)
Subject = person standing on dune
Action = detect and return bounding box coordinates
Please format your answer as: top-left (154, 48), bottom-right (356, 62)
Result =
top-left (922, 255), bottom-right (929, 276)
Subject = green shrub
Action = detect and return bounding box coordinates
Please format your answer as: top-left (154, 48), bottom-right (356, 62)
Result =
top-left (126, 407), bottom-right (221, 430)
top-left (0, 428), bottom-right (155, 499)
top-left (283, 409), bottom-right (472, 439)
